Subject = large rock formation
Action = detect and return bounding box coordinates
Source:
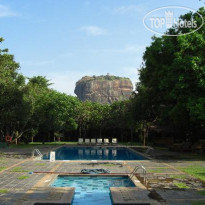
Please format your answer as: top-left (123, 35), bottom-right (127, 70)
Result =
top-left (74, 74), bottom-right (133, 104)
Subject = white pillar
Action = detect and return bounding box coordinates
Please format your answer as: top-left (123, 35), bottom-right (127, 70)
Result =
top-left (50, 151), bottom-right (55, 162)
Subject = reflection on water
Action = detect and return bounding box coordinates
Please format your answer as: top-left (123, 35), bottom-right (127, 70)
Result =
top-left (43, 147), bottom-right (147, 160)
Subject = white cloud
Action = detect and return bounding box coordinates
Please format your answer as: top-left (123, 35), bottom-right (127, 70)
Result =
top-left (81, 25), bottom-right (106, 36)
top-left (114, 5), bottom-right (145, 14)
top-left (0, 5), bottom-right (18, 17)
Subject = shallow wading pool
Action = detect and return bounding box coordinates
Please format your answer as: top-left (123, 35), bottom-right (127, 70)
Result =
top-left (43, 146), bottom-right (147, 160)
top-left (51, 175), bottom-right (135, 205)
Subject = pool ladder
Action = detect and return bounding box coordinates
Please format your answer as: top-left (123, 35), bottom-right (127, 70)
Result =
top-left (129, 164), bottom-right (147, 185)
top-left (145, 147), bottom-right (154, 155)
top-left (32, 149), bottom-right (43, 160)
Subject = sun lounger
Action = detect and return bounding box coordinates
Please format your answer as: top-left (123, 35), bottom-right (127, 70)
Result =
top-left (85, 139), bottom-right (90, 145)
top-left (78, 138), bottom-right (84, 145)
top-left (91, 138), bottom-right (96, 145)
top-left (112, 138), bottom-right (117, 145)
top-left (104, 138), bottom-right (110, 145)
top-left (97, 138), bottom-right (103, 145)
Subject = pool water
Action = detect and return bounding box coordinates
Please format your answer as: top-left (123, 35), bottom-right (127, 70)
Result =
top-left (51, 176), bottom-right (135, 205)
top-left (43, 147), bottom-right (146, 160)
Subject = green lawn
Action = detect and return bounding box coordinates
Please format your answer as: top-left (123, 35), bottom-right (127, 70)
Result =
top-left (18, 176), bottom-right (29, 180)
top-left (11, 167), bottom-right (29, 172)
top-left (179, 167), bottom-right (205, 182)
top-left (10, 141), bottom-right (144, 148)
top-left (169, 175), bottom-right (187, 179)
top-left (0, 167), bottom-right (6, 172)
top-left (0, 189), bottom-right (8, 194)
top-left (9, 141), bottom-right (78, 148)
top-left (191, 202), bottom-right (205, 205)
top-left (148, 167), bottom-right (168, 173)
top-left (198, 191), bottom-right (205, 196)
top-left (174, 182), bottom-right (190, 189)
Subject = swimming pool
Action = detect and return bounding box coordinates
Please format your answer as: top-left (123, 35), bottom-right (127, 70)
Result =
top-left (43, 146), bottom-right (147, 160)
top-left (51, 176), bottom-right (135, 205)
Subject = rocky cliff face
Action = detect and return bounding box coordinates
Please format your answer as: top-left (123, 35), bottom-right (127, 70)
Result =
top-left (74, 75), bottom-right (133, 104)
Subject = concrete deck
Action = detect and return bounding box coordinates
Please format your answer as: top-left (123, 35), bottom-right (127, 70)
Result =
top-left (110, 187), bottom-right (160, 205)
top-left (0, 146), bottom-right (205, 205)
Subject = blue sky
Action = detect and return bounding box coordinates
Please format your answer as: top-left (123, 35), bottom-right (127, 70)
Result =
top-left (0, 0), bottom-right (204, 95)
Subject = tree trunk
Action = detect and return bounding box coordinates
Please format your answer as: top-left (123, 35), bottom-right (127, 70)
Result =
top-left (99, 127), bottom-right (102, 138)
top-left (143, 132), bottom-right (146, 146)
top-left (79, 126), bottom-right (82, 138)
top-left (130, 129), bottom-right (133, 142)
top-left (120, 129), bottom-right (123, 142)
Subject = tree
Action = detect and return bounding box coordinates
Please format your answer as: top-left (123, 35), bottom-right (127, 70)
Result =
top-left (34, 90), bottom-right (79, 142)
top-left (136, 7), bottom-right (205, 142)
top-left (0, 37), bottom-right (31, 143)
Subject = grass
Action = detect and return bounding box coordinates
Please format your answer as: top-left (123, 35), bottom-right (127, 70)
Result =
top-left (18, 176), bottom-right (29, 180)
top-left (119, 142), bottom-right (143, 146)
top-left (0, 189), bottom-right (8, 194)
top-left (174, 182), bottom-right (190, 189)
top-left (180, 153), bottom-right (205, 161)
top-left (10, 141), bottom-right (77, 148)
top-left (191, 202), bottom-right (205, 205)
top-left (148, 167), bottom-right (167, 173)
top-left (169, 174), bottom-right (187, 179)
top-left (35, 163), bottom-right (46, 166)
top-left (30, 141), bottom-right (78, 145)
top-left (11, 167), bottom-right (29, 172)
top-left (0, 167), bottom-right (6, 172)
top-left (179, 167), bottom-right (205, 182)
top-left (103, 163), bottom-right (116, 167)
top-left (0, 153), bottom-right (5, 160)
top-left (198, 190), bottom-right (205, 196)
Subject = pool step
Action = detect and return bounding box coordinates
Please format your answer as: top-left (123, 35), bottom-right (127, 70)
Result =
top-left (110, 187), bottom-right (161, 205)
top-left (19, 187), bottom-right (75, 205)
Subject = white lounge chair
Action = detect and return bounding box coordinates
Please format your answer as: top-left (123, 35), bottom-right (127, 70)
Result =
top-left (112, 138), bottom-right (117, 145)
top-left (78, 138), bottom-right (84, 145)
top-left (97, 139), bottom-right (103, 145)
top-left (85, 139), bottom-right (90, 145)
top-left (104, 138), bottom-right (109, 145)
top-left (91, 138), bottom-right (96, 145)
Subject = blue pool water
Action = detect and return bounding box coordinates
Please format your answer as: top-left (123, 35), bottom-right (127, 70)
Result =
top-left (43, 146), bottom-right (146, 160)
top-left (51, 176), bottom-right (135, 205)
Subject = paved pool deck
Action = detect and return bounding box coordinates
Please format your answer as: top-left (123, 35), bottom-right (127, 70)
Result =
top-left (0, 145), bottom-right (205, 205)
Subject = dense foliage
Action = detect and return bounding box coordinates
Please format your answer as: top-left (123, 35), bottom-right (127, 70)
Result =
top-left (136, 7), bottom-right (205, 142)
